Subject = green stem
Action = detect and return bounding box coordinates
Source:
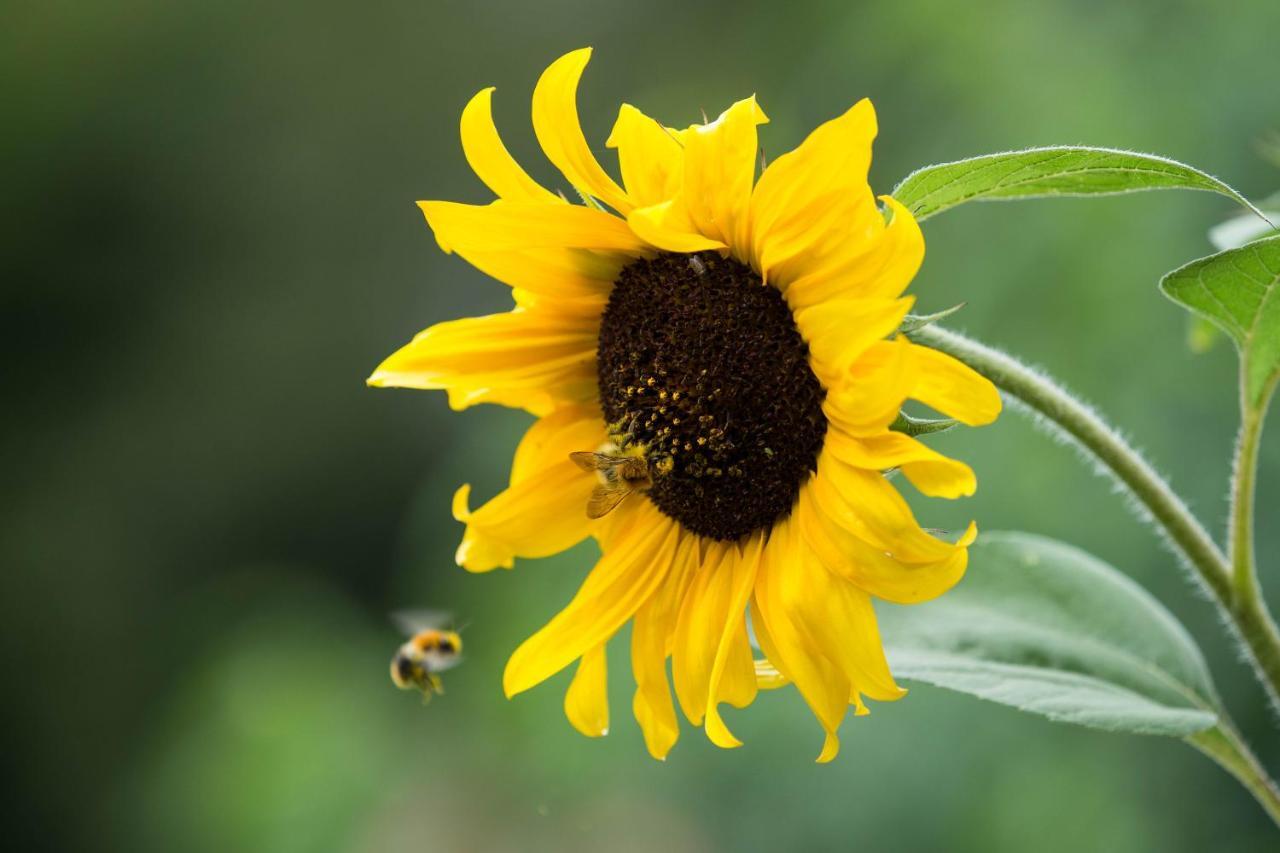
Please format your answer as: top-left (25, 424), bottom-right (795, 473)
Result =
top-left (1232, 397), bottom-right (1265, 604)
top-left (1189, 724), bottom-right (1280, 827)
top-left (908, 325), bottom-right (1280, 708)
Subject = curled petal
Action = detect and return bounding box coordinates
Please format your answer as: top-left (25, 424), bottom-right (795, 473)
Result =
top-left (532, 48), bottom-right (633, 213)
top-left (461, 87), bottom-right (562, 204)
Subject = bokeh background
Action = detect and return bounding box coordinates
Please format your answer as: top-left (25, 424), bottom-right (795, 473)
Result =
top-left (5, 1), bottom-right (1280, 850)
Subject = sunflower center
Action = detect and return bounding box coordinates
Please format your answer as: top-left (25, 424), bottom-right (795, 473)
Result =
top-left (597, 251), bottom-right (827, 541)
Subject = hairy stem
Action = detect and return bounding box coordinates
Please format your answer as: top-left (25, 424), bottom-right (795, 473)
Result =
top-left (908, 325), bottom-right (1280, 709)
top-left (1189, 724), bottom-right (1280, 827)
top-left (1232, 396), bottom-right (1264, 602)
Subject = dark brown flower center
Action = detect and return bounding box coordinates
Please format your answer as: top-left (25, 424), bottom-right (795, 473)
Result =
top-left (596, 251), bottom-right (827, 541)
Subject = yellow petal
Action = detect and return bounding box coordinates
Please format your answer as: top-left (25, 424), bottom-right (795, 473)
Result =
top-left (907, 342), bottom-right (1003, 426)
top-left (824, 429), bottom-right (977, 499)
top-left (606, 104), bottom-right (684, 208)
top-left (811, 453), bottom-right (967, 564)
top-left (772, 516), bottom-right (905, 703)
top-left (794, 297), bottom-right (914, 389)
top-left (795, 482), bottom-right (968, 605)
top-left (564, 644), bottom-right (609, 737)
top-left (630, 532), bottom-right (699, 760)
top-left (367, 305), bottom-right (599, 415)
top-left (783, 196), bottom-right (925, 309)
top-left (420, 199), bottom-right (646, 255)
top-left (532, 48), bottom-right (633, 214)
top-left (504, 502), bottom-right (679, 697)
top-left (823, 338), bottom-right (914, 437)
top-left (452, 407), bottom-right (604, 571)
top-left (752, 516), bottom-right (850, 763)
top-left (670, 542), bottom-right (727, 726)
top-left (748, 99), bottom-right (879, 285)
top-left (627, 199), bottom-right (727, 253)
top-left (461, 87), bottom-right (562, 204)
top-left (454, 245), bottom-right (621, 304)
top-left (680, 96), bottom-right (769, 255)
top-left (702, 534), bottom-right (764, 748)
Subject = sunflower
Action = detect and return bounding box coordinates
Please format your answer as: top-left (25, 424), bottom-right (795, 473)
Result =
top-left (370, 48), bottom-right (1001, 761)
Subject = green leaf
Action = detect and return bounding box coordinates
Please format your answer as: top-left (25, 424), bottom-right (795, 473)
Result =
top-left (890, 411), bottom-right (958, 436)
top-left (898, 303), bottom-right (966, 334)
top-left (1159, 236), bottom-right (1280, 409)
top-left (892, 147), bottom-right (1264, 222)
top-left (880, 532), bottom-right (1219, 737)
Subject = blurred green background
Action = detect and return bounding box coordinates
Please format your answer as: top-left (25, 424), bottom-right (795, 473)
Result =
top-left (5, 1), bottom-right (1279, 850)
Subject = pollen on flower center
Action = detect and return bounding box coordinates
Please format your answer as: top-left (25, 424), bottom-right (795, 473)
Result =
top-left (597, 251), bottom-right (827, 541)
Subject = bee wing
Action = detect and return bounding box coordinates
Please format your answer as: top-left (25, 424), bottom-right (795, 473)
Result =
top-left (570, 451), bottom-right (622, 472)
top-left (391, 609), bottom-right (453, 635)
top-left (586, 484), bottom-right (632, 519)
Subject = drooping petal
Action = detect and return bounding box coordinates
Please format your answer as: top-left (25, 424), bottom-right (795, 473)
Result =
top-left (460, 87), bottom-right (563, 204)
top-left (752, 517), bottom-right (851, 763)
top-left (532, 48), bottom-right (633, 213)
top-left (795, 482), bottom-right (969, 605)
top-left (631, 531), bottom-right (699, 760)
top-left (906, 342), bottom-right (1003, 426)
top-left (606, 104), bottom-right (685, 208)
top-left (564, 644), bottom-right (609, 736)
top-left (773, 517), bottom-right (905, 704)
top-left (503, 502), bottom-right (680, 697)
top-left (812, 453), bottom-right (971, 564)
top-left (670, 542), bottom-right (728, 726)
top-left (452, 406), bottom-right (604, 571)
top-left (794, 297), bottom-right (913, 389)
top-left (679, 96), bottom-right (769, 255)
top-left (367, 305), bottom-right (599, 415)
top-left (420, 200), bottom-right (647, 255)
top-left (748, 99), bottom-right (879, 285)
top-left (702, 533), bottom-right (764, 748)
top-left (824, 428), bottom-right (977, 499)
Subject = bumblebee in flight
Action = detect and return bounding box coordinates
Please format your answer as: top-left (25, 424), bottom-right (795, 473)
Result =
top-left (389, 610), bottom-right (463, 702)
